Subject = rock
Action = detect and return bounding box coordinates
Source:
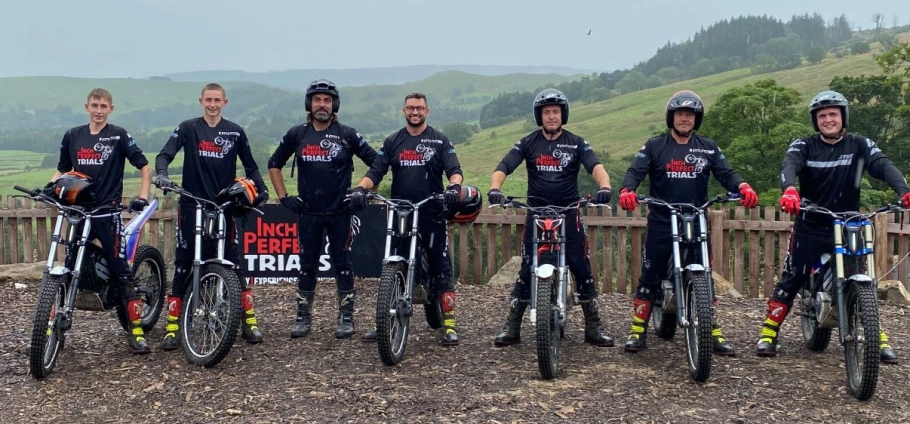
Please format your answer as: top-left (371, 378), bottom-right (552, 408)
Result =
top-left (878, 280), bottom-right (910, 305)
top-left (488, 256), bottom-right (522, 286)
top-left (0, 262), bottom-right (45, 283)
top-left (712, 271), bottom-right (743, 299)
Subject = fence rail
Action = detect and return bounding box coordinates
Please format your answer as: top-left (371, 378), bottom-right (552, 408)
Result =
top-left (2, 195), bottom-right (909, 298)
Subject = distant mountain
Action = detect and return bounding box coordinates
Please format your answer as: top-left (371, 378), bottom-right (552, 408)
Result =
top-left (161, 65), bottom-right (598, 90)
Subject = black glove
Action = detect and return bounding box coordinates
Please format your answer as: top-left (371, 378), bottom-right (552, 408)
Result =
top-left (444, 183), bottom-right (461, 207)
top-left (252, 192), bottom-right (269, 207)
top-left (349, 187), bottom-right (368, 211)
top-left (280, 194), bottom-right (305, 213)
top-left (594, 187), bottom-right (612, 204)
top-left (129, 197), bottom-right (149, 213)
top-left (154, 171), bottom-right (176, 190)
top-left (488, 188), bottom-right (504, 206)
top-left (38, 181), bottom-right (55, 197)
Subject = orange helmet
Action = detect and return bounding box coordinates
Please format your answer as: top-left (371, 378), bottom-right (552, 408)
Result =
top-left (52, 171), bottom-right (94, 206)
top-left (445, 185), bottom-right (483, 224)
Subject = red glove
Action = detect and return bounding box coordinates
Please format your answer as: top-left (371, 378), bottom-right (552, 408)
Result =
top-left (779, 187), bottom-right (800, 215)
top-left (739, 183), bottom-right (758, 208)
top-left (902, 192), bottom-right (910, 208)
top-left (619, 188), bottom-right (639, 212)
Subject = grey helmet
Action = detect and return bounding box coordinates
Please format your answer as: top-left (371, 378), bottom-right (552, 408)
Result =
top-left (305, 79), bottom-right (340, 113)
top-left (533, 88), bottom-right (569, 126)
top-left (666, 90), bottom-right (705, 131)
top-left (808, 90), bottom-right (848, 132)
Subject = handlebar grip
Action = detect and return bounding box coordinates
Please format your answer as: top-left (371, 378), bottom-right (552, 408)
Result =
top-left (13, 185), bottom-right (33, 195)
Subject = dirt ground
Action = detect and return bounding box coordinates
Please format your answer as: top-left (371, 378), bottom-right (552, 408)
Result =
top-left (2, 278), bottom-right (910, 423)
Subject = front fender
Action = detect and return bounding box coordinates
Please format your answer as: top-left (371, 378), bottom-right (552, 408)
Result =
top-left (848, 274), bottom-right (875, 285)
top-left (49, 266), bottom-right (71, 276)
top-left (383, 255), bottom-right (407, 265)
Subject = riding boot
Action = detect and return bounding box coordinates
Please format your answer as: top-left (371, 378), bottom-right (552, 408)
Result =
top-left (290, 291), bottom-right (314, 339)
top-left (493, 298), bottom-right (528, 346)
top-left (161, 295), bottom-right (182, 351)
top-left (335, 290), bottom-right (355, 339)
top-left (755, 299), bottom-right (789, 357)
top-left (880, 330), bottom-right (899, 364)
top-left (581, 297), bottom-right (614, 347)
top-left (240, 289), bottom-right (264, 343)
top-left (711, 300), bottom-right (735, 356)
top-left (439, 291), bottom-right (459, 346)
top-left (125, 298), bottom-right (151, 354)
top-left (624, 296), bottom-right (651, 352)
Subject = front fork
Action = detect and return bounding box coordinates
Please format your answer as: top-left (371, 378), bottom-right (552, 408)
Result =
top-left (381, 205), bottom-right (419, 317)
top-left (670, 211), bottom-right (715, 328)
top-left (54, 215), bottom-right (93, 331)
top-left (529, 217), bottom-right (567, 327)
top-left (834, 220), bottom-right (876, 345)
top-left (189, 206), bottom-right (228, 314)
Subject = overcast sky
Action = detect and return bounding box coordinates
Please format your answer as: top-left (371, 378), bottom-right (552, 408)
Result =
top-left (0, 0), bottom-right (904, 78)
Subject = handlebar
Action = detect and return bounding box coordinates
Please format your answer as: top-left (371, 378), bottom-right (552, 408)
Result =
top-left (356, 192), bottom-right (445, 210)
top-left (11, 185), bottom-right (121, 216)
top-left (637, 192), bottom-right (740, 212)
top-left (159, 183), bottom-right (263, 215)
top-left (799, 199), bottom-right (903, 222)
top-left (489, 196), bottom-right (609, 217)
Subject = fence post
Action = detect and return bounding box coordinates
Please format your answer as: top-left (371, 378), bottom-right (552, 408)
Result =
top-left (709, 210), bottom-right (724, 275)
top-left (874, 213), bottom-right (890, 279)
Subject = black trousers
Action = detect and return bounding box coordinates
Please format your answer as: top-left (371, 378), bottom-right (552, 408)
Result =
top-left (171, 204), bottom-right (244, 296)
top-left (296, 213), bottom-right (356, 294)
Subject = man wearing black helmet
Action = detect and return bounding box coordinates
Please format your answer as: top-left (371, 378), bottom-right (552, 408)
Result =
top-left (618, 90), bottom-right (758, 355)
top-left (351, 92), bottom-right (465, 346)
top-left (156, 83), bottom-right (270, 350)
top-left (51, 87), bottom-right (154, 354)
top-left (755, 90), bottom-right (907, 363)
top-left (268, 79), bottom-right (377, 339)
top-left (489, 88), bottom-right (615, 348)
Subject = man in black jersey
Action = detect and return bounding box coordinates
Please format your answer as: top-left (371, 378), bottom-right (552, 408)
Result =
top-left (351, 92), bottom-right (464, 346)
top-left (490, 88), bottom-right (615, 348)
top-left (155, 83), bottom-right (269, 351)
top-left (755, 90), bottom-right (907, 363)
top-left (268, 79), bottom-right (377, 339)
top-left (51, 88), bottom-right (154, 354)
top-left (618, 90), bottom-right (758, 355)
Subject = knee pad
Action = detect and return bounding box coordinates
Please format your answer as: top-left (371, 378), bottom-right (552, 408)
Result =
top-left (510, 278), bottom-right (530, 301)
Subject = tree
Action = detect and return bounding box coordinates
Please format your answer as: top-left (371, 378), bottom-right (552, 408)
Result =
top-left (441, 121), bottom-right (477, 145)
top-left (850, 41), bottom-right (871, 55)
top-left (807, 46), bottom-right (826, 64)
top-left (698, 79), bottom-right (809, 195)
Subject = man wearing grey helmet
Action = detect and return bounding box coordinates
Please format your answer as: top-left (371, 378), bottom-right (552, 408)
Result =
top-left (755, 90), bottom-right (907, 363)
top-left (489, 88), bottom-right (615, 348)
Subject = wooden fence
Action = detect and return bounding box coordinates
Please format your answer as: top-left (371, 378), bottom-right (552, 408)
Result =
top-left (3, 195), bottom-right (910, 298)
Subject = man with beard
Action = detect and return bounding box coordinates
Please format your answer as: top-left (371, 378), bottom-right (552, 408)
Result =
top-left (156, 83), bottom-right (270, 350)
top-left (352, 92), bottom-right (464, 346)
top-left (268, 79), bottom-right (377, 339)
top-left (489, 88), bottom-right (615, 348)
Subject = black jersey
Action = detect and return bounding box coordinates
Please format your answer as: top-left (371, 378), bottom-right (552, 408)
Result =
top-left (781, 133), bottom-right (909, 231)
top-left (621, 133), bottom-right (744, 224)
top-left (268, 121), bottom-right (377, 214)
top-left (155, 117), bottom-right (267, 205)
top-left (364, 126), bottom-right (462, 215)
top-left (494, 129), bottom-right (601, 207)
top-left (56, 123), bottom-right (149, 207)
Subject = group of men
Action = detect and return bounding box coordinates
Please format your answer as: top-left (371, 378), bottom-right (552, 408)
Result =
top-left (48, 78), bottom-right (906, 365)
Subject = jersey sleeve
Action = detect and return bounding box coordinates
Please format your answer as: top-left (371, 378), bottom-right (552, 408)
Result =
top-left (155, 124), bottom-right (185, 173)
top-left (56, 130), bottom-right (73, 173)
top-left (122, 130), bottom-right (150, 170)
top-left (348, 128), bottom-right (377, 167)
top-left (268, 127), bottom-right (298, 170)
top-left (578, 138), bottom-right (601, 174)
top-left (440, 137), bottom-right (463, 179)
top-left (620, 140), bottom-right (653, 191)
top-left (862, 136), bottom-right (910, 195)
top-left (364, 136), bottom-right (393, 186)
top-left (494, 138), bottom-right (527, 175)
top-left (709, 146), bottom-right (744, 192)
top-left (780, 138), bottom-right (808, 189)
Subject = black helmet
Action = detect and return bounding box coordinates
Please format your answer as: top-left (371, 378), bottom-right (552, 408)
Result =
top-left (216, 178), bottom-right (259, 215)
top-left (808, 90), bottom-right (849, 132)
top-left (305, 79), bottom-right (340, 113)
top-left (445, 185), bottom-right (483, 224)
top-left (52, 171), bottom-right (94, 206)
top-left (533, 88), bottom-right (569, 126)
top-left (666, 90), bottom-right (705, 131)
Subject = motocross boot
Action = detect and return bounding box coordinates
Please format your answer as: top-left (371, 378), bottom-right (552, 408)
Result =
top-left (161, 295), bottom-right (182, 351)
top-left (581, 297), bottom-right (614, 347)
top-left (291, 291), bottom-right (314, 339)
top-left (126, 298), bottom-right (151, 354)
top-left (439, 291), bottom-right (459, 346)
top-left (755, 299), bottom-right (789, 357)
top-left (624, 296), bottom-right (651, 352)
top-left (881, 330), bottom-right (899, 364)
top-left (335, 290), bottom-right (355, 339)
top-left (493, 298), bottom-right (528, 346)
top-left (240, 289), bottom-right (263, 343)
top-left (711, 324), bottom-right (736, 356)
